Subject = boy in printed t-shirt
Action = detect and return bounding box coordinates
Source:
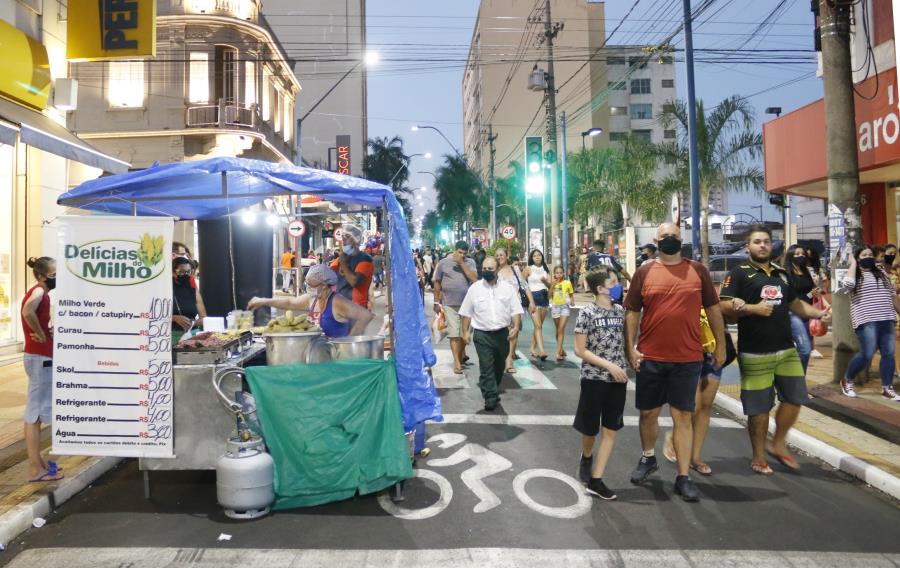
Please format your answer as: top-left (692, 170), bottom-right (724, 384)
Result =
top-left (573, 267), bottom-right (629, 501)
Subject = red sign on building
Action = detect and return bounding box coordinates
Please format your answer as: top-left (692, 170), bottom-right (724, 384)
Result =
top-left (336, 134), bottom-right (351, 175)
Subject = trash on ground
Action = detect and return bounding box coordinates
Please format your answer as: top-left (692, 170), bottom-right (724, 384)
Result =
top-left (217, 533), bottom-right (232, 541)
top-left (32, 518), bottom-right (46, 528)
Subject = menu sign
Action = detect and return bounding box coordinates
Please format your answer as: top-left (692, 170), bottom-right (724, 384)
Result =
top-left (52, 216), bottom-right (175, 458)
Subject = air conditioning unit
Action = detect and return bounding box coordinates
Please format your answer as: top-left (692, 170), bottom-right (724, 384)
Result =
top-left (528, 66), bottom-right (546, 92)
top-left (53, 79), bottom-right (78, 111)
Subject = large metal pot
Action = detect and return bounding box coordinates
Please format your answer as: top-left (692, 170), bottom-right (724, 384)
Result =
top-left (328, 335), bottom-right (385, 361)
top-left (264, 331), bottom-right (327, 365)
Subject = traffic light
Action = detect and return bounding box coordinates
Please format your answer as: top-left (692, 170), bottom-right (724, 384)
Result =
top-left (524, 136), bottom-right (545, 194)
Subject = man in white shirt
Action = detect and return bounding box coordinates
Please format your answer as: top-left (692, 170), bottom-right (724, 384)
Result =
top-left (459, 257), bottom-right (524, 410)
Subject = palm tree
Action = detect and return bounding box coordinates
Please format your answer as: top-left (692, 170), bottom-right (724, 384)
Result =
top-left (657, 95), bottom-right (764, 263)
top-left (494, 161), bottom-right (526, 238)
top-left (363, 135), bottom-right (414, 232)
top-left (434, 154), bottom-right (484, 237)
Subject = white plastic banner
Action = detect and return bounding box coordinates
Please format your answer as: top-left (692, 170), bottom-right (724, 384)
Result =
top-left (53, 216), bottom-right (175, 457)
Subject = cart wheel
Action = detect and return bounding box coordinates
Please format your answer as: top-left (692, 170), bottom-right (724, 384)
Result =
top-left (391, 480), bottom-right (406, 503)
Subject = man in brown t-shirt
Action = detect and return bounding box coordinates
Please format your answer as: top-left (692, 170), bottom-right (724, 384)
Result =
top-left (623, 222), bottom-right (726, 502)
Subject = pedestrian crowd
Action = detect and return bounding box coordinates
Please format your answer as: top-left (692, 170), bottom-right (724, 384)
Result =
top-left (428, 222), bottom-right (900, 504)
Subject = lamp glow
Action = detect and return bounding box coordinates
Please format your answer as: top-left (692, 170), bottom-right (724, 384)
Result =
top-left (365, 51), bottom-right (380, 65)
top-left (526, 176), bottom-right (546, 194)
top-left (266, 215), bottom-right (279, 227)
top-left (241, 211), bottom-right (256, 225)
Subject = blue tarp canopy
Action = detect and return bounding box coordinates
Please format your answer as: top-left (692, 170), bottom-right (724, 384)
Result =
top-left (57, 157), bottom-right (441, 431)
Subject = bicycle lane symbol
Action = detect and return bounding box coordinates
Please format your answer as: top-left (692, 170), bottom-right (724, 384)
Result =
top-left (378, 433), bottom-right (592, 521)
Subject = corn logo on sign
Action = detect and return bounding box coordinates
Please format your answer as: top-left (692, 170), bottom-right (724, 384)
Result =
top-left (64, 233), bottom-right (166, 286)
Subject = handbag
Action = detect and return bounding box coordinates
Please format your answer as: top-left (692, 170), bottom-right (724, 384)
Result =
top-left (513, 268), bottom-right (530, 308)
top-left (808, 295), bottom-right (828, 337)
top-left (700, 308), bottom-right (716, 353)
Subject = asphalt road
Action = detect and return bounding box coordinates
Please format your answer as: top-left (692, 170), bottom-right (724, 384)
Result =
top-left (2, 295), bottom-right (899, 567)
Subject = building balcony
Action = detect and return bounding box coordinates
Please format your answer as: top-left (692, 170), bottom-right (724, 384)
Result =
top-left (185, 99), bottom-right (294, 161)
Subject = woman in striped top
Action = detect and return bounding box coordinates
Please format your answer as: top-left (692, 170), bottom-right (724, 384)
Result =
top-left (839, 246), bottom-right (900, 400)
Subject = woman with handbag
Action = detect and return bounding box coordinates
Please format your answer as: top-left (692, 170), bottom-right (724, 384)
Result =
top-left (784, 245), bottom-right (828, 372)
top-left (839, 246), bottom-right (900, 401)
top-left (496, 248), bottom-right (535, 373)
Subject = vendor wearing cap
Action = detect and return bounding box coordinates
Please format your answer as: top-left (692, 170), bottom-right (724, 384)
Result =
top-left (330, 223), bottom-right (374, 308)
top-left (248, 265), bottom-right (374, 338)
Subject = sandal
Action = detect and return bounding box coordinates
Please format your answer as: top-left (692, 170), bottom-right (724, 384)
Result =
top-left (29, 470), bottom-right (63, 483)
top-left (506, 367), bottom-right (516, 374)
top-left (751, 462), bottom-right (774, 476)
top-left (453, 367), bottom-right (464, 375)
top-left (767, 447), bottom-right (800, 470)
top-left (690, 462), bottom-right (713, 476)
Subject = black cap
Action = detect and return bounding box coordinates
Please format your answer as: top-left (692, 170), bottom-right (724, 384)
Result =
top-left (640, 243), bottom-right (657, 253)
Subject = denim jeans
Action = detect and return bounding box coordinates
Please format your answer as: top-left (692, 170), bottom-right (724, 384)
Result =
top-left (846, 319), bottom-right (897, 387)
top-left (789, 313), bottom-right (812, 373)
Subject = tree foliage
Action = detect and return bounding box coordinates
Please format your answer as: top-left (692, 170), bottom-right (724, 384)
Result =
top-left (656, 95), bottom-right (764, 262)
top-left (434, 154), bottom-right (485, 232)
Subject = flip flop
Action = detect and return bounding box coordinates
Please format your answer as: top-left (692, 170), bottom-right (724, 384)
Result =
top-left (453, 368), bottom-right (464, 375)
top-left (506, 367), bottom-right (517, 374)
top-left (540, 354), bottom-right (548, 362)
top-left (30, 471), bottom-right (63, 483)
top-left (690, 462), bottom-right (713, 476)
top-left (767, 448), bottom-right (800, 470)
top-left (662, 431), bottom-right (677, 463)
top-left (555, 355), bottom-right (565, 362)
top-left (751, 462), bottom-right (774, 476)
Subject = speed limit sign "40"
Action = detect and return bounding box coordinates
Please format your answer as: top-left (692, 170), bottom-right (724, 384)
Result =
top-left (500, 225), bottom-right (517, 241)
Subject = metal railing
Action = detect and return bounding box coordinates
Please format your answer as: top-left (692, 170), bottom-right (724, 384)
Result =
top-left (186, 100), bottom-right (257, 128)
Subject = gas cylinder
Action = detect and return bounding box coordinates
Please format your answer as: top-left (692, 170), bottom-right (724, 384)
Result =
top-left (215, 434), bottom-right (275, 519)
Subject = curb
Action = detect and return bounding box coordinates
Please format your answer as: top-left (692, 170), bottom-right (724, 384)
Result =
top-left (0, 456), bottom-right (121, 546)
top-left (712, 393), bottom-right (900, 501)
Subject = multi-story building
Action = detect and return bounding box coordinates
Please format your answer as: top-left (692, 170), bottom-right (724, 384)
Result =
top-left (263, 0), bottom-right (368, 177)
top-left (0, 0), bottom-right (128, 356)
top-left (69, 0), bottom-right (301, 170)
top-left (605, 46), bottom-right (677, 147)
top-left (463, 0), bottom-right (607, 180)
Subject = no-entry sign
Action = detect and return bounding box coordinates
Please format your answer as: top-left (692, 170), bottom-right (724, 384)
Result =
top-left (500, 225), bottom-right (517, 240)
top-left (287, 219), bottom-right (306, 238)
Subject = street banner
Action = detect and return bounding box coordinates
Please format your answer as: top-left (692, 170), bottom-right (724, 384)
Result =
top-left (53, 216), bottom-right (174, 458)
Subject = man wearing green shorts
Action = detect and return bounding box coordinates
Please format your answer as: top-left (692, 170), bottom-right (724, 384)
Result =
top-left (719, 226), bottom-right (831, 475)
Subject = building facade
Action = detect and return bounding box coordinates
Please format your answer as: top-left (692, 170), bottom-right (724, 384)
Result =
top-left (263, 0), bottom-right (367, 177)
top-left (764, 0), bottom-right (900, 247)
top-left (0, 0), bottom-right (127, 356)
top-left (605, 46), bottom-right (677, 147)
top-left (69, 0), bottom-right (301, 170)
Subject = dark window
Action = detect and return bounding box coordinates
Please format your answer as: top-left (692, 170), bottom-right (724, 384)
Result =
top-left (627, 56), bottom-right (647, 69)
top-left (214, 45), bottom-right (238, 102)
top-left (632, 129), bottom-right (652, 142)
top-left (608, 80), bottom-right (626, 90)
top-left (609, 132), bottom-right (627, 142)
top-left (662, 103), bottom-right (676, 114)
top-left (630, 78), bottom-right (651, 94)
top-left (630, 104), bottom-right (652, 120)
top-left (662, 79), bottom-right (675, 88)
top-left (607, 56), bottom-right (625, 65)
top-left (664, 129), bottom-right (676, 139)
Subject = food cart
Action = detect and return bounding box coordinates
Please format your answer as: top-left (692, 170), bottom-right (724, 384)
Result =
top-left (56, 157), bottom-right (441, 502)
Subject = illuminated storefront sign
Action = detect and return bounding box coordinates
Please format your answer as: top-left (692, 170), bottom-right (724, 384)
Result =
top-left (0, 19), bottom-right (51, 110)
top-left (336, 134), bottom-right (351, 175)
top-left (67, 0), bottom-right (157, 61)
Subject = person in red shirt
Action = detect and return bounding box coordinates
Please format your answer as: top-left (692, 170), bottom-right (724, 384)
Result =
top-left (330, 224), bottom-right (374, 308)
top-left (21, 256), bottom-right (62, 483)
top-left (623, 223), bottom-right (726, 502)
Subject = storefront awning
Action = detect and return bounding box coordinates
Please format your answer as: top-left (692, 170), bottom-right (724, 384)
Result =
top-left (0, 97), bottom-right (130, 173)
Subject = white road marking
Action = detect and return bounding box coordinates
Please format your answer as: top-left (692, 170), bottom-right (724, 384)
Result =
top-left (511, 351), bottom-right (557, 389)
top-left (512, 468), bottom-right (593, 519)
top-left (426, 434), bottom-right (513, 513)
top-left (432, 414), bottom-right (743, 429)
top-left (376, 469), bottom-right (452, 521)
top-left (431, 347), bottom-right (473, 388)
top-left (566, 353), bottom-right (636, 391)
top-left (7, 548), bottom-right (897, 567)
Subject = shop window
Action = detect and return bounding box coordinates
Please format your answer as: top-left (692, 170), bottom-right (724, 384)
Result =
top-left (108, 61), bottom-right (144, 108)
top-left (662, 79), bottom-right (675, 88)
top-left (630, 103), bottom-right (652, 120)
top-left (244, 60), bottom-right (256, 106)
top-left (0, 144), bottom-right (11, 344)
top-left (188, 52), bottom-right (209, 103)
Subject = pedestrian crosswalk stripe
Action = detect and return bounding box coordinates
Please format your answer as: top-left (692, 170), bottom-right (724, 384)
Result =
top-left (510, 351), bottom-right (557, 389)
top-left (433, 414), bottom-right (743, 428)
top-left (11, 547), bottom-right (889, 567)
top-left (430, 346), bottom-right (557, 390)
top-left (566, 353), bottom-right (636, 391)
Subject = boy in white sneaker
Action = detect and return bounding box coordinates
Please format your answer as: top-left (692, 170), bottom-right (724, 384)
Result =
top-left (573, 267), bottom-right (629, 500)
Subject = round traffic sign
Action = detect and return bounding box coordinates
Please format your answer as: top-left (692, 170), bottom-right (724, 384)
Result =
top-left (500, 225), bottom-right (517, 240)
top-left (334, 228), bottom-right (344, 242)
top-left (287, 219), bottom-right (306, 238)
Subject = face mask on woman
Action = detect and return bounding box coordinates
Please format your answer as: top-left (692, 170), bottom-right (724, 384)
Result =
top-left (175, 274), bottom-right (191, 287)
top-left (44, 276), bottom-right (56, 291)
top-left (342, 245), bottom-right (354, 255)
top-left (885, 254), bottom-right (896, 266)
top-left (859, 257), bottom-right (876, 270)
top-left (793, 256), bottom-right (808, 268)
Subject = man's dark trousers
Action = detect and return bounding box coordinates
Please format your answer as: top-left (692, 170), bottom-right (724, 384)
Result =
top-left (474, 328), bottom-right (509, 405)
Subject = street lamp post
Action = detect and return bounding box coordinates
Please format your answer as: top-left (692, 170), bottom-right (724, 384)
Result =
top-left (580, 127), bottom-right (603, 151)
top-left (765, 107), bottom-right (790, 244)
top-left (388, 152), bottom-right (432, 186)
top-left (297, 51), bottom-right (379, 165)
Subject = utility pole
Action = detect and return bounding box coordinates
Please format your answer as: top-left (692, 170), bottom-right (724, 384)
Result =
top-left (540, 0), bottom-right (563, 263)
top-left (682, 0), bottom-right (702, 261)
top-left (820, 0), bottom-right (861, 382)
top-left (560, 111), bottom-right (570, 277)
top-left (487, 124), bottom-right (498, 242)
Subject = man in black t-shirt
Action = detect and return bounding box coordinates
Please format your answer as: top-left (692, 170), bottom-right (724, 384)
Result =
top-left (585, 239), bottom-right (631, 282)
top-left (719, 226), bottom-right (830, 476)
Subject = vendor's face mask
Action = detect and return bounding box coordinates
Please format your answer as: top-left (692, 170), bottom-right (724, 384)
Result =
top-left (342, 245), bottom-right (355, 255)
